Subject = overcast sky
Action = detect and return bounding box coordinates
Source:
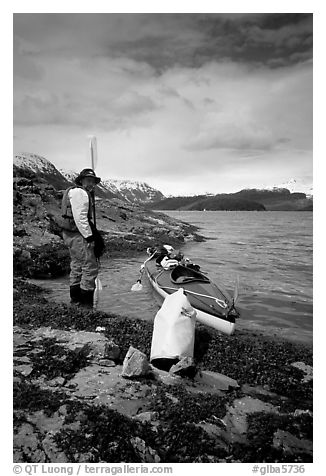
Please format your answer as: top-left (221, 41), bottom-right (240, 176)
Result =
top-left (13, 12), bottom-right (313, 195)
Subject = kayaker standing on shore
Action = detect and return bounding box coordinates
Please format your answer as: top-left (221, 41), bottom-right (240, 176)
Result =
top-left (60, 168), bottom-right (103, 308)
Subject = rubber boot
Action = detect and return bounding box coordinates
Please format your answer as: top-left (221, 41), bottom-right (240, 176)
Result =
top-left (80, 289), bottom-right (94, 309)
top-left (70, 284), bottom-right (81, 304)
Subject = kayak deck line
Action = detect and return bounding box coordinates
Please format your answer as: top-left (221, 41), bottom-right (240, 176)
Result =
top-left (157, 283), bottom-right (229, 309)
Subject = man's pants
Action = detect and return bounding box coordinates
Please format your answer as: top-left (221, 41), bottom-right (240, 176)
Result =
top-left (63, 231), bottom-right (98, 291)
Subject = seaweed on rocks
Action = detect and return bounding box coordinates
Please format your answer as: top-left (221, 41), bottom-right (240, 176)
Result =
top-left (14, 242), bottom-right (70, 278)
top-left (231, 411), bottom-right (313, 463)
top-left (148, 383), bottom-right (240, 424)
top-left (29, 338), bottom-right (89, 380)
top-left (13, 299), bottom-right (120, 331)
top-left (13, 378), bottom-right (68, 416)
top-left (53, 401), bottom-right (152, 463)
top-left (14, 278), bottom-right (48, 302)
top-left (13, 277), bottom-right (313, 463)
top-left (195, 326), bottom-right (313, 405)
top-left (103, 318), bottom-right (153, 359)
top-left (13, 280), bottom-right (119, 330)
top-left (152, 422), bottom-right (227, 462)
top-left (14, 291), bottom-right (153, 348)
top-left (53, 400), bottom-right (227, 463)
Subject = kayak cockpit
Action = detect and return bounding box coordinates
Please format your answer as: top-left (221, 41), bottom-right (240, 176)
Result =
top-left (170, 265), bottom-right (210, 284)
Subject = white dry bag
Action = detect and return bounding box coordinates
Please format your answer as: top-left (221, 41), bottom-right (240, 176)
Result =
top-left (150, 288), bottom-right (197, 362)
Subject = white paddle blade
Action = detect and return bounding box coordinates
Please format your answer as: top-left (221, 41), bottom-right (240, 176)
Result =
top-left (93, 277), bottom-right (102, 309)
top-left (89, 136), bottom-right (98, 170)
top-left (131, 281), bottom-right (143, 292)
top-left (95, 277), bottom-right (103, 291)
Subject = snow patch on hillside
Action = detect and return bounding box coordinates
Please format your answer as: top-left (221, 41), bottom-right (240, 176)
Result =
top-left (14, 153), bottom-right (56, 174)
top-left (263, 178), bottom-right (313, 197)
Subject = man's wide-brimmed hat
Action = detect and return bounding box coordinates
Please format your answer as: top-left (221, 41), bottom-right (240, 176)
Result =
top-left (75, 168), bottom-right (101, 185)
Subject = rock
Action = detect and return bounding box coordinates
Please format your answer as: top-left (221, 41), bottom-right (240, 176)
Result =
top-left (27, 410), bottom-right (64, 434)
top-left (60, 331), bottom-right (107, 360)
top-left (121, 346), bottom-right (150, 378)
top-left (104, 340), bottom-right (121, 361)
top-left (42, 431), bottom-right (69, 462)
top-left (14, 423), bottom-right (46, 463)
top-left (165, 393), bottom-right (179, 404)
top-left (31, 327), bottom-right (110, 361)
top-left (241, 383), bottom-right (278, 398)
top-left (222, 396), bottom-right (279, 444)
top-left (15, 356), bottom-right (32, 365)
top-left (133, 411), bottom-right (159, 423)
top-left (98, 359), bottom-right (116, 367)
top-left (58, 405), bottom-right (68, 416)
top-left (16, 364), bottom-right (33, 377)
top-left (293, 409), bottom-right (313, 418)
top-left (194, 370), bottom-right (239, 391)
top-left (196, 421), bottom-right (225, 437)
top-left (273, 429), bottom-right (313, 456)
top-left (66, 363), bottom-right (152, 416)
top-left (47, 376), bottom-right (66, 386)
top-left (43, 230), bottom-right (61, 242)
top-left (195, 423), bottom-right (229, 452)
top-left (21, 249), bottom-right (31, 260)
top-left (78, 452), bottom-right (96, 463)
top-left (150, 365), bottom-right (183, 386)
top-left (291, 362), bottom-right (313, 382)
top-left (130, 436), bottom-right (161, 463)
top-left (169, 357), bottom-right (197, 378)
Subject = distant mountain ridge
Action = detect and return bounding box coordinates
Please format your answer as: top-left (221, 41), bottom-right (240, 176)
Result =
top-left (13, 153), bottom-right (312, 211)
top-left (147, 187), bottom-right (313, 211)
top-left (13, 153), bottom-right (165, 204)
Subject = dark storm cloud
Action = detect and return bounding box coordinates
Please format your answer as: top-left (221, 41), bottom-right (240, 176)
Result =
top-left (190, 13), bottom-right (312, 68)
top-left (105, 13), bottom-right (313, 69)
top-left (13, 13), bottom-right (312, 72)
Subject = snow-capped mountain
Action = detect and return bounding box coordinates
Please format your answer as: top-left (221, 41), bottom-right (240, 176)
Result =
top-left (59, 169), bottom-right (165, 204)
top-left (14, 152), bottom-right (70, 190)
top-left (13, 153), bottom-right (165, 204)
top-left (264, 178), bottom-right (313, 197)
top-left (14, 153), bottom-right (55, 173)
top-left (58, 169), bottom-right (77, 184)
top-left (100, 179), bottom-right (165, 204)
top-left (279, 179), bottom-right (313, 197)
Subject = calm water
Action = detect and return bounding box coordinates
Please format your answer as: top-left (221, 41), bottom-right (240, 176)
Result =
top-left (31, 211), bottom-right (313, 344)
top-left (165, 211), bottom-right (313, 343)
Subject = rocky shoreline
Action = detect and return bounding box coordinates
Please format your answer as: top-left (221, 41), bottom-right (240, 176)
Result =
top-left (13, 173), bottom-right (313, 463)
top-left (13, 173), bottom-right (203, 278)
top-left (13, 278), bottom-right (313, 463)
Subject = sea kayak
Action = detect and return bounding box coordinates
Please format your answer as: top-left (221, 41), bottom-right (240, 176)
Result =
top-left (144, 258), bottom-right (239, 335)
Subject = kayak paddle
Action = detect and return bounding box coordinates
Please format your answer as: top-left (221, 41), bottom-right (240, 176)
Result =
top-left (131, 251), bottom-right (156, 291)
top-left (131, 265), bottom-right (145, 291)
top-left (93, 277), bottom-right (103, 309)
